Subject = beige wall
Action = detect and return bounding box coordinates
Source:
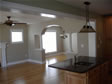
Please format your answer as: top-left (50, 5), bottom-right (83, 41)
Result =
top-left (41, 17), bottom-right (85, 33)
top-left (0, 25), bottom-right (10, 42)
top-left (77, 33), bottom-right (89, 56)
top-left (0, 48), bottom-right (1, 63)
top-left (42, 17), bottom-right (89, 56)
top-left (2, 0), bottom-right (103, 59)
top-left (0, 24), bottom-right (28, 63)
top-left (28, 23), bottom-right (44, 61)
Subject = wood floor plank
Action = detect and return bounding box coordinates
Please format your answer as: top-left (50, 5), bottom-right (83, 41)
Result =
top-left (0, 55), bottom-right (66, 84)
top-left (0, 55), bottom-right (111, 84)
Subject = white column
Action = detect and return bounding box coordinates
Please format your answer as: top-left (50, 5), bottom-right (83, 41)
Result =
top-left (1, 42), bottom-right (7, 67)
top-left (69, 33), bottom-right (73, 52)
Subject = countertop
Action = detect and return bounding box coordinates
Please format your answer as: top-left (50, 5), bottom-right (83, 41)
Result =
top-left (48, 56), bottom-right (108, 73)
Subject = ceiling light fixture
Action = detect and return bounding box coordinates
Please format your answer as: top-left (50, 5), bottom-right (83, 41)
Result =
top-left (11, 9), bottom-right (21, 13)
top-left (79, 2), bottom-right (95, 33)
top-left (40, 13), bottom-right (56, 18)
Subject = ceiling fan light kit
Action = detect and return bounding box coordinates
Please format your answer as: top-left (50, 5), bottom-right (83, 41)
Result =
top-left (4, 16), bottom-right (14, 26)
top-left (79, 1), bottom-right (96, 33)
top-left (3, 16), bottom-right (26, 26)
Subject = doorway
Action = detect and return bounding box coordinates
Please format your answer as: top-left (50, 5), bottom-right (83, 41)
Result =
top-left (42, 31), bottom-right (57, 54)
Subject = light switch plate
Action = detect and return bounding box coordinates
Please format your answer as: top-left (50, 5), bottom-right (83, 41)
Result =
top-left (81, 44), bottom-right (84, 48)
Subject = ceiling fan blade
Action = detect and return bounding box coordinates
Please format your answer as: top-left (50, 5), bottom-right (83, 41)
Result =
top-left (13, 23), bottom-right (27, 24)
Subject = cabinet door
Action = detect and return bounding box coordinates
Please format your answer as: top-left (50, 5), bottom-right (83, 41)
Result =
top-left (103, 16), bottom-right (112, 58)
top-left (100, 62), bottom-right (109, 84)
top-left (65, 75), bottom-right (86, 84)
top-left (64, 71), bottom-right (87, 84)
top-left (88, 66), bottom-right (100, 84)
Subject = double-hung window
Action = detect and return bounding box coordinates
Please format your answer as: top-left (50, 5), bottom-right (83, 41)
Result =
top-left (11, 28), bottom-right (23, 43)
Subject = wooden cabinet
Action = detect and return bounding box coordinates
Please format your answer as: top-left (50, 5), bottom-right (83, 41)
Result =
top-left (64, 62), bottom-right (109, 84)
top-left (103, 16), bottom-right (112, 58)
top-left (64, 71), bottom-right (87, 84)
top-left (103, 16), bottom-right (112, 71)
top-left (100, 62), bottom-right (109, 84)
top-left (88, 66), bottom-right (100, 84)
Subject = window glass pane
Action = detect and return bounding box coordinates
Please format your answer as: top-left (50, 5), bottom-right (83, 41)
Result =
top-left (11, 32), bottom-right (23, 43)
top-left (42, 32), bottom-right (57, 53)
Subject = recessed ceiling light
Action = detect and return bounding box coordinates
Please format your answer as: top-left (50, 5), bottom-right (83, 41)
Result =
top-left (11, 9), bottom-right (21, 13)
top-left (40, 13), bottom-right (56, 18)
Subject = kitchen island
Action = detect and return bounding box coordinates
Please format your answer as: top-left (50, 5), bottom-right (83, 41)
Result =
top-left (49, 56), bottom-right (109, 84)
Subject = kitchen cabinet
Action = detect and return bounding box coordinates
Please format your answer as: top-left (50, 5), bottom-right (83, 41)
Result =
top-left (103, 16), bottom-right (112, 57)
top-left (103, 16), bottom-right (112, 71)
top-left (64, 71), bottom-right (87, 84)
top-left (88, 66), bottom-right (100, 84)
top-left (64, 62), bottom-right (109, 84)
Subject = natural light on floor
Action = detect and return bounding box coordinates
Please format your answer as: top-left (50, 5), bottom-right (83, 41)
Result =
top-left (42, 32), bottom-right (57, 53)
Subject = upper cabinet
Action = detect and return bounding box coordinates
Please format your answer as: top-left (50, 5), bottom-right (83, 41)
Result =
top-left (103, 16), bottom-right (112, 58)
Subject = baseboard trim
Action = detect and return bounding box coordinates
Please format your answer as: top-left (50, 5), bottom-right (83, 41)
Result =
top-left (46, 52), bottom-right (65, 57)
top-left (28, 59), bottom-right (45, 64)
top-left (7, 59), bottom-right (45, 66)
top-left (7, 59), bottom-right (28, 66)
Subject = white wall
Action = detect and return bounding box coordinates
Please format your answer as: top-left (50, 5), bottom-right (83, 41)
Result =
top-left (72, 33), bottom-right (78, 54)
top-left (88, 33), bottom-right (96, 57)
top-left (63, 33), bottom-right (71, 52)
top-left (88, 21), bottom-right (96, 57)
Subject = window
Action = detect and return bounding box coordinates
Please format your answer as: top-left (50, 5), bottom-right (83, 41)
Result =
top-left (11, 29), bottom-right (23, 43)
top-left (42, 32), bottom-right (57, 53)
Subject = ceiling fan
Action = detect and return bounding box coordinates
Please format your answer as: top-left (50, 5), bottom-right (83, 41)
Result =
top-left (3, 16), bottom-right (26, 26)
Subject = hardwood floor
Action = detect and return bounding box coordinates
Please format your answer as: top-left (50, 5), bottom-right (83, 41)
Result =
top-left (0, 55), bottom-right (112, 84)
top-left (0, 55), bottom-right (66, 84)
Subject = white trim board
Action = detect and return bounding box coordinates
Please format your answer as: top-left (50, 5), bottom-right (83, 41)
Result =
top-left (28, 59), bottom-right (45, 64)
top-left (7, 59), bottom-right (45, 66)
top-left (7, 59), bottom-right (29, 66)
top-left (45, 52), bottom-right (65, 57)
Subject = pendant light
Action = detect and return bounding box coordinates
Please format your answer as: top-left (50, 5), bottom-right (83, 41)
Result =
top-left (79, 2), bottom-right (95, 33)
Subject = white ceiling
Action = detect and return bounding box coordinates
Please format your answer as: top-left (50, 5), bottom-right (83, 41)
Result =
top-left (57, 0), bottom-right (112, 15)
top-left (0, 10), bottom-right (56, 24)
